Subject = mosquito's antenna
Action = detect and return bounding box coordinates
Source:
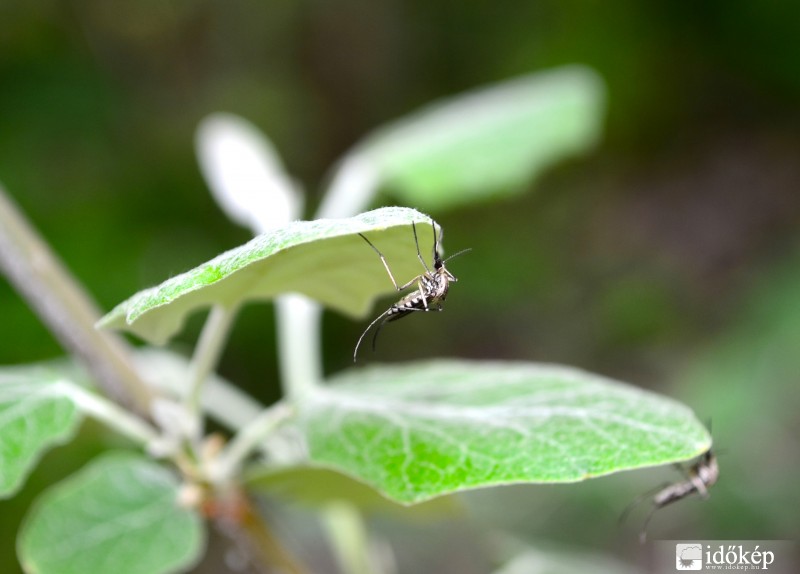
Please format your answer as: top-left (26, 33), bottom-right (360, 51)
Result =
top-left (443, 247), bottom-right (472, 263)
top-left (411, 222), bottom-right (431, 273)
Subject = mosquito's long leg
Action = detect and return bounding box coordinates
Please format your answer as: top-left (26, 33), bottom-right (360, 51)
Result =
top-left (354, 309), bottom-right (391, 362)
top-left (370, 306), bottom-right (443, 352)
top-left (398, 275), bottom-right (422, 291)
top-left (358, 233), bottom-right (401, 291)
top-left (638, 505), bottom-right (659, 544)
top-left (355, 304), bottom-right (443, 361)
top-left (690, 473), bottom-right (709, 498)
top-left (672, 460), bottom-right (708, 498)
top-left (371, 317), bottom-right (388, 352)
top-left (618, 482), bottom-right (671, 527)
top-left (411, 222), bottom-right (432, 273)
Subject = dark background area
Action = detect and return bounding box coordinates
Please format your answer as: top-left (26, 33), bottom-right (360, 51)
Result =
top-left (2, 1), bottom-right (799, 572)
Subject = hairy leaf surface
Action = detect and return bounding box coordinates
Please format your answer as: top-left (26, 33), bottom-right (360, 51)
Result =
top-left (99, 207), bottom-right (447, 343)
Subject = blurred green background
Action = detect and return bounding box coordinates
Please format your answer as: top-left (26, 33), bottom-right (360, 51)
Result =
top-left (1, 1), bottom-right (799, 572)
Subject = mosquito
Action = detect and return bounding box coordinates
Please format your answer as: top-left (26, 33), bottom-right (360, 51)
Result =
top-left (353, 219), bottom-right (470, 362)
top-left (620, 449), bottom-right (719, 543)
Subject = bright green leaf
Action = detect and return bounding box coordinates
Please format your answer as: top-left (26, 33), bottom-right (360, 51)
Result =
top-left (18, 452), bottom-right (204, 574)
top-left (296, 360), bottom-right (710, 504)
top-left (99, 207), bottom-right (448, 344)
top-left (0, 363), bottom-right (85, 498)
top-left (354, 66), bottom-right (605, 210)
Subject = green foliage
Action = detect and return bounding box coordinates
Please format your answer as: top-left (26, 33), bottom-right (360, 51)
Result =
top-left (18, 452), bottom-right (204, 574)
top-left (1, 60), bottom-right (715, 573)
top-left (295, 361), bottom-right (710, 503)
top-left (3, 0), bottom-right (799, 570)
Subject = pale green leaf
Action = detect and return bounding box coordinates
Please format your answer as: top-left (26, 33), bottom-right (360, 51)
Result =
top-left (18, 452), bottom-right (204, 574)
top-left (354, 66), bottom-right (605, 210)
top-left (99, 207), bottom-right (448, 344)
top-left (195, 112), bottom-right (303, 234)
top-left (296, 360), bottom-right (710, 504)
top-left (0, 363), bottom-right (85, 498)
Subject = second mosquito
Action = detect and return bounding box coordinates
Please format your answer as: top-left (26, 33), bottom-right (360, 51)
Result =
top-left (353, 219), bottom-right (470, 362)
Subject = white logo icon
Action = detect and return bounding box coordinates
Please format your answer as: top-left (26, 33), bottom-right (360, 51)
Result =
top-left (675, 544), bottom-right (703, 570)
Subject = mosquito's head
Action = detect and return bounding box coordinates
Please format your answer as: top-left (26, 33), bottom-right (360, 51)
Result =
top-left (424, 217), bottom-right (469, 270)
top-left (697, 450), bottom-right (719, 487)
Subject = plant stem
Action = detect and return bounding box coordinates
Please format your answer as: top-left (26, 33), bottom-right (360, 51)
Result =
top-left (271, 155), bottom-right (378, 402)
top-left (187, 304), bottom-right (238, 428)
top-left (322, 502), bottom-right (385, 574)
top-left (210, 401), bottom-right (294, 483)
top-left (55, 382), bottom-right (159, 445)
top-left (313, 161), bottom-right (393, 574)
top-left (0, 185), bottom-right (153, 416)
top-left (275, 294), bottom-right (322, 401)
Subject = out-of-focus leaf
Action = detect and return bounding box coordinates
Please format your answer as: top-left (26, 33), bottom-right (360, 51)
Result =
top-left (0, 363), bottom-right (85, 498)
top-left (98, 207), bottom-right (451, 344)
top-left (295, 360), bottom-right (710, 504)
top-left (352, 66), bottom-right (605, 210)
top-left (18, 452), bottom-right (204, 574)
top-left (195, 112), bottom-right (303, 234)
